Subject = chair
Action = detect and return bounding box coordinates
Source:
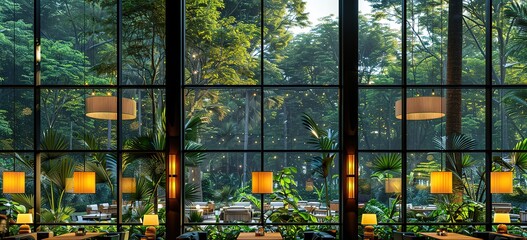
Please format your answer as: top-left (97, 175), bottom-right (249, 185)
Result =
top-left (86, 204), bottom-right (99, 214)
top-left (223, 206), bottom-right (252, 222)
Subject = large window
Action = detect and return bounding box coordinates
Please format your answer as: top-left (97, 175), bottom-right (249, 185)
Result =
top-left (183, 0), bottom-right (340, 238)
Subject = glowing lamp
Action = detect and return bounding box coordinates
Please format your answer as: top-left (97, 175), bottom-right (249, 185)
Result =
top-left (73, 172), bottom-right (96, 194)
top-left (252, 172), bottom-right (273, 194)
top-left (85, 96), bottom-right (137, 120)
top-left (491, 172), bottom-right (513, 194)
top-left (494, 213), bottom-right (510, 234)
top-left (122, 177), bottom-right (136, 193)
top-left (17, 213), bottom-right (32, 234)
top-left (168, 177), bottom-right (176, 199)
top-left (430, 171), bottom-right (452, 194)
top-left (3, 172), bottom-right (25, 193)
top-left (395, 96), bottom-right (446, 120)
top-left (361, 214), bottom-right (377, 240)
top-left (305, 178), bottom-right (314, 191)
top-left (143, 214), bottom-right (159, 239)
top-left (385, 178), bottom-right (401, 193)
top-left (347, 177), bottom-right (356, 199)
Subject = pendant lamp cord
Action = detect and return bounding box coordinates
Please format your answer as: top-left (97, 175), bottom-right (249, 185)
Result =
top-left (12, 0), bottom-right (17, 172)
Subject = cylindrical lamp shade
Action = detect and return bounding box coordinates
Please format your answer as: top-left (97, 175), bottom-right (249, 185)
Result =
top-left (252, 172), bottom-right (273, 194)
top-left (16, 213), bottom-right (33, 224)
top-left (385, 178), bottom-right (401, 193)
top-left (494, 213), bottom-right (511, 223)
top-left (85, 96), bottom-right (137, 120)
top-left (430, 171), bottom-right (452, 194)
top-left (3, 172), bottom-right (25, 193)
top-left (168, 176), bottom-right (177, 199)
top-left (347, 177), bottom-right (356, 199)
top-left (395, 96), bottom-right (446, 120)
top-left (122, 178), bottom-right (136, 193)
top-left (347, 154), bottom-right (355, 175)
top-left (491, 172), bottom-right (513, 194)
top-left (143, 214), bottom-right (159, 226)
top-left (305, 178), bottom-right (314, 191)
top-left (361, 214), bottom-right (377, 225)
top-left (169, 155), bottom-right (177, 175)
top-left (73, 172), bottom-right (96, 194)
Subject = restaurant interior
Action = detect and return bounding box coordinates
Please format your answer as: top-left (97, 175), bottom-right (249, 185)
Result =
top-left (1, 0), bottom-right (527, 239)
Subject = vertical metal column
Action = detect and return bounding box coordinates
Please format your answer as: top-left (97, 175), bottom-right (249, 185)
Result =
top-left (34, 0), bottom-right (42, 225)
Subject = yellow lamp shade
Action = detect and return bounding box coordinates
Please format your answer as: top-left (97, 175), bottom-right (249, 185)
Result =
top-left (143, 214), bottom-right (159, 226)
top-left (347, 176), bottom-right (355, 199)
top-left (122, 177), bottom-right (136, 193)
top-left (16, 213), bottom-right (33, 224)
top-left (491, 172), bottom-right (513, 194)
top-left (169, 154), bottom-right (177, 175)
top-left (395, 96), bottom-right (446, 120)
top-left (65, 177), bottom-right (74, 193)
top-left (430, 171), bottom-right (452, 194)
top-left (85, 96), bottom-right (137, 120)
top-left (73, 172), bottom-right (96, 194)
top-left (361, 213), bottom-right (377, 225)
top-left (3, 172), bottom-right (25, 193)
top-left (385, 178), bottom-right (401, 193)
top-left (494, 213), bottom-right (511, 223)
top-left (252, 172), bottom-right (273, 194)
top-left (305, 178), bottom-right (314, 191)
top-left (168, 176), bottom-right (177, 199)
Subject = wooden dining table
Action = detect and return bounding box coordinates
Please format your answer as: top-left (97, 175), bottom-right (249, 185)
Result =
top-left (236, 232), bottom-right (283, 240)
top-left (419, 232), bottom-right (482, 240)
top-left (42, 232), bottom-right (107, 240)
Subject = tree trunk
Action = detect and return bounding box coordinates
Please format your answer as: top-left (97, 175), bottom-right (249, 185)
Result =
top-left (446, 0), bottom-right (463, 201)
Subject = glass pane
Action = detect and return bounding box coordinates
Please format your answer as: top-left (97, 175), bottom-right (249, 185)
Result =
top-left (359, 0), bottom-right (402, 85)
top-left (1, 0), bottom-right (34, 85)
top-left (184, 88), bottom-right (261, 150)
top-left (184, 152), bottom-right (260, 223)
top-left (184, 0), bottom-right (260, 85)
top-left (0, 88), bottom-right (34, 150)
top-left (122, 88), bottom-right (164, 150)
top-left (264, 88), bottom-right (339, 150)
top-left (40, 0), bottom-right (116, 85)
top-left (359, 88), bottom-right (401, 150)
top-left (40, 153), bottom-right (115, 224)
top-left (41, 88), bottom-right (117, 150)
top-left (493, 89), bottom-right (527, 150)
top-left (122, 153), bottom-right (166, 223)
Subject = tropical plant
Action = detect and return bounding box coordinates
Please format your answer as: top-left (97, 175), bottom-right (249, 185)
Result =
top-left (301, 113), bottom-right (338, 214)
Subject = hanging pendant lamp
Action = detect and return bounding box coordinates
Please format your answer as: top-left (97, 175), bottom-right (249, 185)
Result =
top-left (122, 177), bottom-right (137, 193)
top-left (85, 93), bottom-right (137, 120)
top-left (491, 172), bottom-right (513, 194)
top-left (395, 93), bottom-right (446, 120)
top-left (430, 171), bottom-right (452, 194)
top-left (3, 154), bottom-right (25, 194)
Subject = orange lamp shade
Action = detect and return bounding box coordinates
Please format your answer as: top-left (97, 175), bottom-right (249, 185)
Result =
top-left (494, 213), bottom-right (511, 223)
top-left (85, 96), bottom-right (137, 120)
top-left (65, 177), bottom-right (74, 193)
top-left (73, 172), bottom-right (96, 194)
top-left (430, 171), bottom-right (452, 194)
top-left (122, 177), bottom-right (136, 193)
top-left (169, 155), bottom-right (177, 175)
top-left (395, 96), bottom-right (446, 120)
top-left (347, 176), bottom-right (356, 199)
top-left (385, 178), bottom-right (401, 193)
top-left (491, 172), bottom-right (513, 194)
top-left (361, 214), bottom-right (377, 225)
top-left (143, 214), bottom-right (159, 226)
top-left (3, 172), bottom-right (25, 193)
top-left (252, 172), bottom-right (273, 194)
top-left (347, 154), bottom-right (355, 175)
top-left (168, 176), bottom-right (177, 199)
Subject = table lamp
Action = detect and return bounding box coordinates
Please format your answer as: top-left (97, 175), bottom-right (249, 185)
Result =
top-left (142, 214), bottom-right (159, 240)
top-left (17, 213), bottom-right (32, 234)
top-left (494, 213), bottom-right (510, 234)
top-left (361, 213), bottom-right (377, 240)
top-left (252, 171), bottom-right (273, 236)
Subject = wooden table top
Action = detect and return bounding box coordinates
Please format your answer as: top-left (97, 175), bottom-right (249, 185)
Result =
top-left (43, 232), bottom-right (107, 240)
top-left (419, 232), bottom-right (482, 240)
top-left (237, 232), bottom-right (283, 240)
